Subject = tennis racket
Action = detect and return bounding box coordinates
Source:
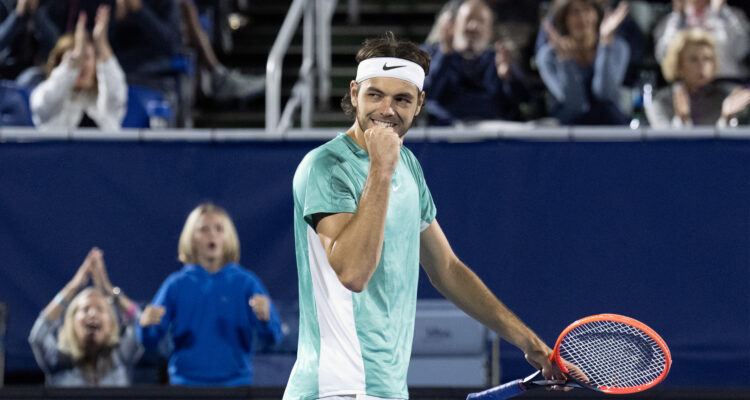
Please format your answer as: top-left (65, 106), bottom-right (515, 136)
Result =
top-left (466, 314), bottom-right (672, 400)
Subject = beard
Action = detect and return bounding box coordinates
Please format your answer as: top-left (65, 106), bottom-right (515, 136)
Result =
top-left (355, 109), bottom-right (413, 139)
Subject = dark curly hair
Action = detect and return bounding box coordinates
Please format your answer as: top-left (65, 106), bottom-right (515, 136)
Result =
top-left (340, 31), bottom-right (431, 120)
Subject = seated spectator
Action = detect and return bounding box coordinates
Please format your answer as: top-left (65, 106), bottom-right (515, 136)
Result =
top-left (0, 0), bottom-right (59, 84)
top-left (109, 0), bottom-right (181, 93)
top-left (28, 247), bottom-right (143, 387)
top-left (30, 7), bottom-right (127, 131)
top-left (653, 0), bottom-right (750, 80)
top-left (179, 0), bottom-right (264, 101)
top-left (424, 0), bottom-right (530, 126)
top-left (535, 0), bottom-right (645, 81)
top-left (536, 0), bottom-right (631, 125)
top-left (645, 28), bottom-right (750, 127)
top-left (137, 203), bottom-right (283, 386)
top-left (422, 0), bottom-right (461, 60)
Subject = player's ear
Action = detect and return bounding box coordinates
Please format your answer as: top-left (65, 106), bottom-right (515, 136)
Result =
top-left (349, 80), bottom-right (359, 108)
top-left (414, 90), bottom-right (425, 116)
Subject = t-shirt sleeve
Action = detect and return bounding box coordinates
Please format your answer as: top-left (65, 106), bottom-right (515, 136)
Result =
top-left (403, 148), bottom-right (436, 231)
top-left (297, 155), bottom-right (359, 227)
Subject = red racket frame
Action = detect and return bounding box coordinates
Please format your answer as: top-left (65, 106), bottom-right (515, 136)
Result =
top-left (552, 313), bottom-right (672, 394)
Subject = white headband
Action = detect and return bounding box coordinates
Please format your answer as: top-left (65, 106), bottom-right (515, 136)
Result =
top-left (355, 57), bottom-right (425, 91)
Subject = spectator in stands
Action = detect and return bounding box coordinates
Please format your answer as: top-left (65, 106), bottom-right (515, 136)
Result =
top-left (28, 247), bottom-right (143, 387)
top-left (653, 0), bottom-right (750, 81)
top-left (137, 203), bottom-right (283, 386)
top-left (536, 0), bottom-right (631, 125)
top-left (108, 0), bottom-right (181, 93)
top-left (535, 0), bottom-right (645, 83)
top-left (422, 0), bottom-right (461, 60)
top-left (645, 28), bottom-right (750, 127)
top-left (177, 0), bottom-right (264, 101)
top-left (424, 0), bottom-right (531, 126)
top-left (30, 7), bottom-right (127, 131)
top-left (0, 0), bottom-right (59, 84)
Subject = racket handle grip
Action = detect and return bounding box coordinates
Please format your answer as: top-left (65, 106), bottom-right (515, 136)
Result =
top-left (466, 379), bottom-right (525, 400)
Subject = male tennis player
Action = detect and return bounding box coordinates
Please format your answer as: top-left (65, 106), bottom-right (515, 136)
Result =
top-left (284, 32), bottom-right (564, 400)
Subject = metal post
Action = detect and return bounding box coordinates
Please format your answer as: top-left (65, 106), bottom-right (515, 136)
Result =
top-left (301, 0), bottom-right (315, 129)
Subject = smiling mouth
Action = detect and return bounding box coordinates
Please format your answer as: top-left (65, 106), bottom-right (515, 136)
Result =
top-left (372, 119), bottom-right (396, 128)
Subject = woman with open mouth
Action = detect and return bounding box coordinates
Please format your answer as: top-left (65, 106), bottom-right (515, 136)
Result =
top-left (28, 247), bottom-right (143, 386)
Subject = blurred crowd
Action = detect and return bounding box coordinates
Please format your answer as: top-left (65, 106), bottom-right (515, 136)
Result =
top-left (421, 0), bottom-right (750, 128)
top-left (1, 0), bottom-right (749, 129)
top-left (0, 0), bottom-right (264, 130)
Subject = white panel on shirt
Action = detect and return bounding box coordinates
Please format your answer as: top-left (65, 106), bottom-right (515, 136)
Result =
top-left (307, 226), bottom-right (366, 396)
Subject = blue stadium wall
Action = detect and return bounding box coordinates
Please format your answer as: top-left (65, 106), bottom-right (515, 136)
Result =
top-left (1, 136), bottom-right (749, 387)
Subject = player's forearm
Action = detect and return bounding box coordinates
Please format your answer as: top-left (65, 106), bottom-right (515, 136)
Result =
top-left (435, 259), bottom-right (548, 355)
top-left (328, 168), bottom-right (392, 292)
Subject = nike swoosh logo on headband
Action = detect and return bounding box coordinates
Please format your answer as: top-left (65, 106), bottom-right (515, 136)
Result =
top-left (382, 63), bottom-right (406, 71)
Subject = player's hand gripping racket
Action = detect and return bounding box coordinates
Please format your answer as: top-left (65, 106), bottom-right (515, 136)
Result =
top-left (467, 314), bottom-right (671, 400)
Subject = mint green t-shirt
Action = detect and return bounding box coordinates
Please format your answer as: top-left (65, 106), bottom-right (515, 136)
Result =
top-left (284, 133), bottom-right (436, 400)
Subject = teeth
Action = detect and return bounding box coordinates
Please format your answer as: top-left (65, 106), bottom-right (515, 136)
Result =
top-left (373, 120), bottom-right (394, 127)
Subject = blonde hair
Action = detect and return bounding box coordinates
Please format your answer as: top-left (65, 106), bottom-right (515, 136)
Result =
top-left (177, 203), bottom-right (241, 265)
top-left (661, 28), bottom-right (717, 83)
top-left (57, 288), bottom-right (120, 361)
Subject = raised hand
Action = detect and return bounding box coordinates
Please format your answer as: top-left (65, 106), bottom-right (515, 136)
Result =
top-left (70, 248), bottom-right (96, 289)
top-left (494, 42), bottom-right (512, 79)
top-left (70, 12), bottom-right (87, 64)
top-left (721, 87), bottom-right (750, 121)
top-left (543, 20), bottom-right (575, 61)
top-left (364, 126), bottom-right (401, 176)
top-left (710, 0), bottom-right (725, 13)
top-left (115, 0), bottom-right (142, 20)
top-left (672, 0), bottom-right (684, 13)
top-left (599, 1), bottom-right (629, 45)
top-left (15, 0), bottom-right (38, 16)
top-left (89, 248), bottom-right (114, 294)
top-left (92, 5), bottom-right (113, 61)
top-left (672, 83), bottom-right (691, 123)
top-left (140, 305), bottom-right (166, 327)
top-left (249, 294), bottom-right (271, 322)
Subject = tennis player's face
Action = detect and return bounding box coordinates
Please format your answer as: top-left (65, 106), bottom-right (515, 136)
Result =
top-left (192, 212), bottom-right (226, 267)
top-left (73, 293), bottom-right (113, 350)
top-left (352, 77), bottom-right (424, 138)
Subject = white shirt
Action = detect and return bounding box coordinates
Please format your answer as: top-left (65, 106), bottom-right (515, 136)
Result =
top-left (31, 56), bottom-right (127, 131)
top-left (653, 6), bottom-right (750, 80)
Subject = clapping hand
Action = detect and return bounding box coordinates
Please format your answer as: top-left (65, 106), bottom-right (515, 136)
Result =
top-left (70, 247), bottom-right (97, 289)
top-left (88, 247), bottom-right (114, 294)
top-left (599, 1), bottom-right (628, 45)
top-left (710, 0), bottom-right (725, 13)
top-left (15, 0), bottom-right (38, 16)
top-left (494, 42), bottom-right (512, 79)
top-left (115, 0), bottom-right (143, 20)
top-left (673, 83), bottom-right (691, 123)
top-left (721, 87), bottom-right (750, 122)
top-left (92, 5), bottom-right (113, 61)
top-left (543, 20), bottom-right (575, 61)
top-left (69, 11), bottom-right (88, 65)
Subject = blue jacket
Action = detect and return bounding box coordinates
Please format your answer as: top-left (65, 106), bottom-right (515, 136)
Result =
top-left (137, 263), bottom-right (283, 386)
top-left (536, 38), bottom-right (630, 125)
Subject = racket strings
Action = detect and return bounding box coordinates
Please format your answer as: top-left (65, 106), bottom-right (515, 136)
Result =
top-left (558, 320), bottom-right (667, 389)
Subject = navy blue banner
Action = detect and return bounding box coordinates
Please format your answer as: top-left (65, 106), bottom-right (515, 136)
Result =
top-left (2, 138), bottom-right (750, 387)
